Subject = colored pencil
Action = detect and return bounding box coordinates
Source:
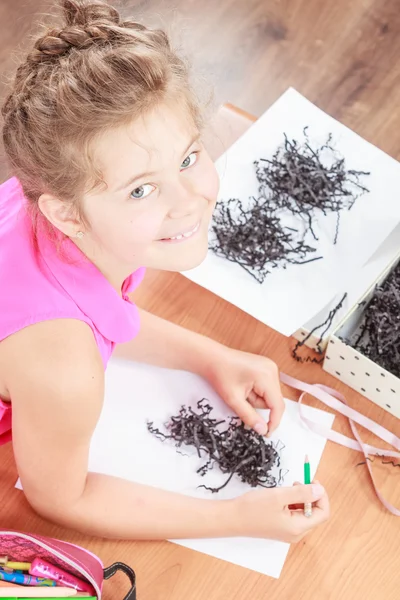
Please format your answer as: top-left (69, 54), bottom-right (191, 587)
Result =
top-left (304, 454), bottom-right (312, 517)
top-left (0, 560), bottom-right (30, 572)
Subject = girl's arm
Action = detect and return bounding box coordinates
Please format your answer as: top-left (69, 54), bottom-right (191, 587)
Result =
top-left (114, 308), bottom-right (224, 379)
top-left (4, 319), bottom-right (233, 539)
top-left (2, 319), bottom-right (329, 541)
top-left (115, 308), bottom-right (285, 436)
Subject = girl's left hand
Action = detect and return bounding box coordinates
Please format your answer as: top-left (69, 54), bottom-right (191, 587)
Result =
top-left (206, 347), bottom-right (285, 436)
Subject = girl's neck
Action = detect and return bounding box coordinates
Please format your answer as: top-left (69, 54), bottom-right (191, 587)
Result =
top-left (72, 238), bottom-right (138, 296)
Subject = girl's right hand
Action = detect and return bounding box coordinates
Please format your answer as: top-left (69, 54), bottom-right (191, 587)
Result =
top-left (233, 481), bottom-right (330, 542)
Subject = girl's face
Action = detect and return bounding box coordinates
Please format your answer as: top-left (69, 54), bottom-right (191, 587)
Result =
top-left (80, 101), bottom-right (220, 277)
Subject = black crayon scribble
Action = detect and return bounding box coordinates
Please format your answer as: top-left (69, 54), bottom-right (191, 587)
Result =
top-left (382, 460), bottom-right (400, 468)
top-left (147, 399), bottom-right (283, 493)
top-left (210, 129), bottom-right (370, 283)
top-left (291, 293), bottom-right (348, 363)
top-left (349, 261), bottom-right (400, 379)
top-left (356, 456), bottom-right (376, 467)
top-left (356, 456), bottom-right (400, 469)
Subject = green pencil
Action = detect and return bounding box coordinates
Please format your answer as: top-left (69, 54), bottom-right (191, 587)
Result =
top-left (304, 454), bottom-right (312, 517)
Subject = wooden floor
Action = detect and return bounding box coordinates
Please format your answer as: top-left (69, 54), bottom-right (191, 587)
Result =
top-left (1, 0), bottom-right (400, 178)
top-left (1, 2), bottom-right (400, 600)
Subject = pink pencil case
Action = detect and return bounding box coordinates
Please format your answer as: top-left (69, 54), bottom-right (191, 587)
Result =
top-left (0, 529), bottom-right (136, 599)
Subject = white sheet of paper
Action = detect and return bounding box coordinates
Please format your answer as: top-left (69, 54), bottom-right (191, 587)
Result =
top-left (184, 88), bottom-right (400, 335)
top-left (85, 359), bottom-right (335, 579)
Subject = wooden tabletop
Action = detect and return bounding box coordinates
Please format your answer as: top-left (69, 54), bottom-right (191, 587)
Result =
top-left (1, 105), bottom-right (399, 600)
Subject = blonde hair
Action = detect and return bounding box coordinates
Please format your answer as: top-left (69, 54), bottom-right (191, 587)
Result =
top-left (1, 0), bottom-right (201, 219)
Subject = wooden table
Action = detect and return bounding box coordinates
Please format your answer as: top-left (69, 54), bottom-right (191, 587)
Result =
top-left (1, 106), bottom-right (399, 600)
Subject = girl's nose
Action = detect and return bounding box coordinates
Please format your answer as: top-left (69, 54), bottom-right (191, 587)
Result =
top-left (167, 180), bottom-right (202, 219)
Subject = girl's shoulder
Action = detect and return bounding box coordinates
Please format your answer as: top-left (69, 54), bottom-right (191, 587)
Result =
top-left (0, 177), bottom-right (95, 347)
top-left (0, 317), bottom-right (105, 461)
top-left (0, 178), bottom-right (143, 368)
top-left (0, 316), bottom-right (104, 393)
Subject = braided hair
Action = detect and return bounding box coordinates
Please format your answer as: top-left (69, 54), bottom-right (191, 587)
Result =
top-left (1, 0), bottom-right (201, 218)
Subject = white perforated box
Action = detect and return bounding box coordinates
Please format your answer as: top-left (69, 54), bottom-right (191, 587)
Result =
top-left (323, 252), bottom-right (400, 420)
top-left (292, 225), bottom-right (400, 352)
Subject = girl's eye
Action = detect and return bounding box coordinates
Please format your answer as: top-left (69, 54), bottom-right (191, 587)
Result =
top-left (129, 183), bottom-right (156, 200)
top-left (181, 151), bottom-right (198, 170)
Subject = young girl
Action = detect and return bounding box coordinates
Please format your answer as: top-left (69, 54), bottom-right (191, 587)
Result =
top-left (0, 0), bottom-right (329, 542)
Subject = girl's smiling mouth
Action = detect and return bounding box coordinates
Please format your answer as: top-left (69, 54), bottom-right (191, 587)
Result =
top-left (159, 221), bottom-right (200, 243)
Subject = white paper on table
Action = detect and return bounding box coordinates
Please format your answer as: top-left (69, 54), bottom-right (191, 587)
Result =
top-left (85, 358), bottom-right (335, 579)
top-left (184, 88), bottom-right (400, 336)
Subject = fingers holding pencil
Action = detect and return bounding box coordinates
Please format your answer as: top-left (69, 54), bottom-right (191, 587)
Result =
top-left (289, 480), bottom-right (330, 536)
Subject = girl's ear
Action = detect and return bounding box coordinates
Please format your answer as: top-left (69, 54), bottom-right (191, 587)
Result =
top-left (38, 193), bottom-right (84, 238)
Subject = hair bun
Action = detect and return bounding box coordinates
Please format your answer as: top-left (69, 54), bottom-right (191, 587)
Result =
top-left (33, 25), bottom-right (108, 59)
top-left (62, 0), bottom-right (120, 27)
top-left (30, 2), bottom-right (122, 60)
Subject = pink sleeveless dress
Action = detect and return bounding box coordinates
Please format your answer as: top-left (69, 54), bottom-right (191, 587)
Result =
top-left (0, 177), bottom-right (145, 445)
